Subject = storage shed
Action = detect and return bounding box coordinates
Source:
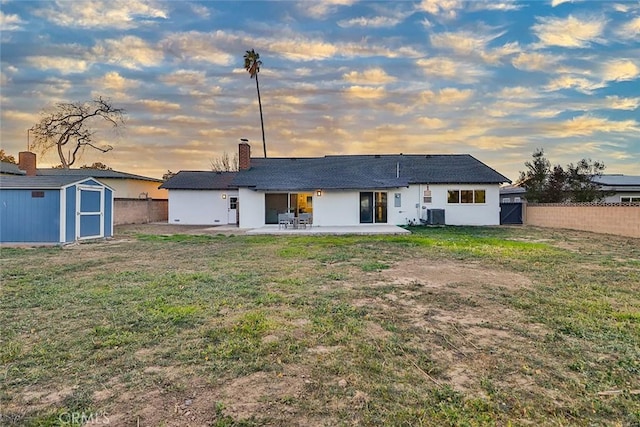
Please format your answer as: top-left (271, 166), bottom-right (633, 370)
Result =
top-left (0, 176), bottom-right (113, 244)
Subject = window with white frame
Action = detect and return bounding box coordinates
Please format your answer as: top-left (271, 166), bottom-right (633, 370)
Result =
top-left (621, 196), bottom-right (640, 203)
top-left (447, 189), bottom-right (487, 204)
top-left (447, 190), bottom-right (460, 203)
top-left (423, 189), bottom-right (432, 203)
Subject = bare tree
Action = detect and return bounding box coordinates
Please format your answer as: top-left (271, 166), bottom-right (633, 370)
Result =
top-left (80, 162), bottom-right (112, 170)
top-left (210, 151), bottom-right (239, 172)
top-left (30, 97), bottom-right (125, 168)
top-left (0, 149), bottom-right (16, 164)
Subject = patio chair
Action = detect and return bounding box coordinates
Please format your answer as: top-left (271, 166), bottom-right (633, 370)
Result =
top-left (298, 213), bottom-right (311, 228)
top-left (278, 213), bottom-right (294, 229)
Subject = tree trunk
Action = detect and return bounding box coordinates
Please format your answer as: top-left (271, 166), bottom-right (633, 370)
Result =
top-left (57, 138), bottom-right (69, 168)
top-left (255, 73), bottom-right (267, 158)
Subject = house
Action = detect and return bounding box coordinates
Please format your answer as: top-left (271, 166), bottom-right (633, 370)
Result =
top-left (14, 152), bottom-right (167, 224)
top-left (159, 171), bottom-right (238, 225)
top-left (499, 185), bottom-right (526, 203)
top-left (0, 161), bottom-right (26, 176)
top-left (499, 175), bottom-right (640, 204)
top-left (0, 175), bottom-right (113, 244)
top-left (232, 142), bottom-right (511, 228)
top-left (592, 175), bottom-right (640, 203)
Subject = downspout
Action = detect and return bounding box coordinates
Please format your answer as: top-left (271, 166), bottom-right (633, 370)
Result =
top-left (418, 183), bottom-right (421, 222)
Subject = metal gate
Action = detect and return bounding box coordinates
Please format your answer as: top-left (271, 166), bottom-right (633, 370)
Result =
top-left (500, 203), bottom-right (523, 225)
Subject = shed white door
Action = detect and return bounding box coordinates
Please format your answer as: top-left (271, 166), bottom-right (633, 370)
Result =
top-left (227, 196), bottom-right (238, 224)
top-left (77, 186), bottom-right (104, 239)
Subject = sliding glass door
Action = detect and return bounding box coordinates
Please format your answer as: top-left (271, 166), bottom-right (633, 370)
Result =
top-left (265, 192), bottom-right (314, 224)
top-left (360, 192), bottom-right (387, 224)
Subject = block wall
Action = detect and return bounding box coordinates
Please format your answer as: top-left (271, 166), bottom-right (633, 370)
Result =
top-left (114, 199), bottom-right (168, 225)
top-left (525, 204), bottom-right (640, 238)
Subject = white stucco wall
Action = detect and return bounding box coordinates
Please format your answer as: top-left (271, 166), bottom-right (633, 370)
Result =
top-left (602, 191), bottom-right (640, 203)
top-left (313, 191), bottom-right (359, 226)
top-left (237, 184), bottom-right (501, 228)
top-left (168, 189), bottom-right (238, 225)
top-left (434, 184), bottom-right (501, 225)
top-left (238, 188), bottom-right (265, 228)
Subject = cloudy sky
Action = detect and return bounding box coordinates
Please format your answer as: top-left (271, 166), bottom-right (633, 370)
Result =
top-left (1, 0), bottom-right (639, 181)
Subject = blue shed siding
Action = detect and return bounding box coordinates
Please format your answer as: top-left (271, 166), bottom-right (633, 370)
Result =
top-left (0, 178), bottom-right (113, 244)
top-left (104, 189), bottom-right (113, 237)
top-left (80, 189), bottom-right (101, 212)
top-left (82, 179), bottom-right (102, 186)
top-left (0, 189), bottom-right (61, 242)
top-left (79, 215), bottom-right (101, 237)
top-left (65, 186), bottom-right (76, 243)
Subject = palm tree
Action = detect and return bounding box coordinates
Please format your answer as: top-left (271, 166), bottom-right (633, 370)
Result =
top-left (244, 49), bottom-right (267, 158)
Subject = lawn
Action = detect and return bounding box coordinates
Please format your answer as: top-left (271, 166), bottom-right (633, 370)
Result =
top-left (1, 225), bottom-right (639, 426)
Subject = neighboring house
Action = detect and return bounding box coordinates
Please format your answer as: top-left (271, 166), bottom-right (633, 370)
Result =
top-left (592, 175), bottom-right (640, 203)
top-left (0, 161), bottom-right (26, 176)
top-left (36, 168), bottom-right (166, 200)
top-left (13, 151), bottom-right (167, 224)
top-left (232, 142), bottom-right (510, 228)
top-left (0, 175), bottom-right (113, 244)
top-left (499, 185), bottom-right (526, 203)
top-left (499, 175), bottom-right (640, 204)
top-left (159, 171), bottom-right (239, 225)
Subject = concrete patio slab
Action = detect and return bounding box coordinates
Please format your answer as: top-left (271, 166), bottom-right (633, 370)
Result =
top-left (245, 225), bottom-right (410, 235)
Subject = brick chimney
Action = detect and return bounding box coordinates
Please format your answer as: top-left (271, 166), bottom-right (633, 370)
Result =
top-left (18, 151), bottom-right (37, 176)
top-left (239, 141), bottom-right (251, 171)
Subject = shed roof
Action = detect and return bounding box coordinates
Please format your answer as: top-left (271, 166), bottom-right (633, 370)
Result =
top-left (499, 185), bottom-right (526, 195)
top-left (232, 154), bottom-right (510, 191)
top-left (0, 175), bottom-right (105, 189)
top-left (0, 161), bottom-right (26, 175)
top-left (37, 168), bottom-right (162, 182)
top-left (159, 171), bottom-right (238, 190)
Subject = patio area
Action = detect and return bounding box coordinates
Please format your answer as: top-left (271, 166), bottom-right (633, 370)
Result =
top-left (245, 224), bottom-right (411, 235)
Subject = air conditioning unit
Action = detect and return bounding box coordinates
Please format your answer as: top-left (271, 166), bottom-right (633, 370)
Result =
top-left (423, 208), bottom-right (445, 225)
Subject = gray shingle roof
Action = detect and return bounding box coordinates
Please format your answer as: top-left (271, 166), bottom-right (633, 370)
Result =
top-left (0, 161), bottom-right (26, 175)
top-left (592, 175), bottom-right (640, 186)
top-left (232, 154), bottom-right (510, 191)
top-left (0, 175), bottom-right (96, 189)
top-left (37, 168), bottom-right (162, 182)
top-left (159, 171), bottom-right (238, 190)
top-left (499, 185), bottom-right (526, 195)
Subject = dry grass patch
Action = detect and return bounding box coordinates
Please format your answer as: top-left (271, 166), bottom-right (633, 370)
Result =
top-left (1, 226), bottom-right (638, 426)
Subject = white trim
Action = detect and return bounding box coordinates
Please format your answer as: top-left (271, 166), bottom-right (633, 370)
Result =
top-left (59, 187), bottom-right (66, 243)
top-left (76, 185), bottom-right (105, 240)
top-left (106, 187), bottom-right (114, 236)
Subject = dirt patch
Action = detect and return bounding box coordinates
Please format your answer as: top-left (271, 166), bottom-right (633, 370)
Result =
top-left (219, 368), bottom-right (307, 421)
top-left (361, 259), bottom-right (548, 395)
top-left (115, 223), bottom-right (246, 237)
top-left (380, 259), bottom-right (532, 291)
top-left (85, 363), bottom-right (314, 426)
